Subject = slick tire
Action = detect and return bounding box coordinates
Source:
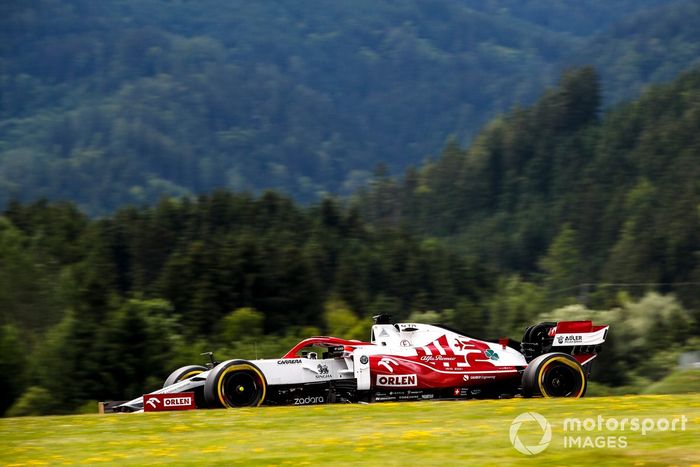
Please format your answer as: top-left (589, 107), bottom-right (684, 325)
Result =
top-left (203, 360), bottom-right (267, 408)
top-left (522, 353), bottom-right (586, 398)
top-left (163, 365), bottom-right (208, 388)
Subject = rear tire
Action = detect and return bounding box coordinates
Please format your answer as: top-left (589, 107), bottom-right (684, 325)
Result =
top-left (203, 360), bottom-right (267, 408)
top-left (163, 365), bottom-right (208, 388)
top-left (522, 353), bottom-right (586, 398)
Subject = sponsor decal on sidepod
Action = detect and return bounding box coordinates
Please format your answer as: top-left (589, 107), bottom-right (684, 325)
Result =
top-left (376, 374), bottom-right (418, 387)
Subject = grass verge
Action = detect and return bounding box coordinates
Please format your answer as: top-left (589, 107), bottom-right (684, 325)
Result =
top-left (1, 394), bottom-right (699, 466)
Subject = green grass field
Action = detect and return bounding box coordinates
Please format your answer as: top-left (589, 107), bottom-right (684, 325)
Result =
top-left (2, 395), bottom-right (699, 466)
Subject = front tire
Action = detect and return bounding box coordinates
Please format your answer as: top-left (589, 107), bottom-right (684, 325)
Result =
top-left (163, 365), bottom-right (208, 388)
top-left (203, 360), bottom-right (267, 408)
top-left (522, 353), bottom-right (586, 398)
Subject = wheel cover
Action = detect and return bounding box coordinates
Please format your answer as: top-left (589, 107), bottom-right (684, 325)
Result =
top-left (537, 356), bottom-right (585, 398)
top-left (217, 365), bottom-right (267, 407)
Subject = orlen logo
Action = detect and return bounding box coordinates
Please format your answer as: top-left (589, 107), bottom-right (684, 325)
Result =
top-left (165, 397), bottom-right (193, 407)
top-left (143, 393), bottom-right (196, 412)
top-left (376, 374), bottom-right (417, 387)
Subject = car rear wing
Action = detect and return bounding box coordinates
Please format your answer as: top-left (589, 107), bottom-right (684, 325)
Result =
top-left (521, 320), bottom-right (609, 365)
top-left (549, 320), bottom-right (608, 347)
top-left (549, 320), bottom-right (609, 366)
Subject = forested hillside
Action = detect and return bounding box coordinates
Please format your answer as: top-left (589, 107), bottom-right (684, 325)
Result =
top-left (1, 68), bottom-right (699, 414)
top-left (2, 0), bottom-right (700, 213)
top-left (356, 66), bottom-right (700, 310)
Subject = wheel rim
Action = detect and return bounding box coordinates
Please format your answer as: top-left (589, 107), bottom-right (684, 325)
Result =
top-left (541, 362), bottom-right (584, 397)
top-left (539, 357), bottom-right (586, 398)
top-left (221, 371), bottom-right (262, 407)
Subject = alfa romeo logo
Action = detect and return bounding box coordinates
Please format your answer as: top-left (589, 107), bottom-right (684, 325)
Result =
top-left (509, 412), bottom-right (552, 455)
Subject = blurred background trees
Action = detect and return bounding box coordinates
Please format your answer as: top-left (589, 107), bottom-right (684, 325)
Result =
top-left (1, 1), bottom-right (700, 415)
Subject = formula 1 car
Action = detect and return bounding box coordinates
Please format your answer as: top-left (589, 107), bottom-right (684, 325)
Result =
top-left (111, 315), bottom-right (608, 412)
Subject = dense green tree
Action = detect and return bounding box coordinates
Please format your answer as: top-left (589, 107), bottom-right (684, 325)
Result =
top-left (0, 214), bottom-right (69, 330)
top-left (323, 299), bottom-right (370, 341)
top-left (218, 308), bottom-right (264, 345)
top-left (94, 299), bottom-right (176, 399)
top-left (483, 276), bottom-right (548, 338)
top-left (0, 324), bottom-right (26, 415)
top-left (32, 311), bottom-right (99, 411)
top-left (539, 224), bottom-right (584, 299)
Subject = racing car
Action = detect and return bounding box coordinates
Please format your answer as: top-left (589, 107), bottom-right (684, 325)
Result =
top-left (111, 315), bottom-right (608, 411)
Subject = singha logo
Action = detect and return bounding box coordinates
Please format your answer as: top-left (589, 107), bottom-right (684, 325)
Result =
top-left (317, 364), bottom-right (329, 375)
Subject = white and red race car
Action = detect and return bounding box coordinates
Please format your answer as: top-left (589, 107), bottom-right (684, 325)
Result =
top-left (111, 315), bottom-right (608, 412)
